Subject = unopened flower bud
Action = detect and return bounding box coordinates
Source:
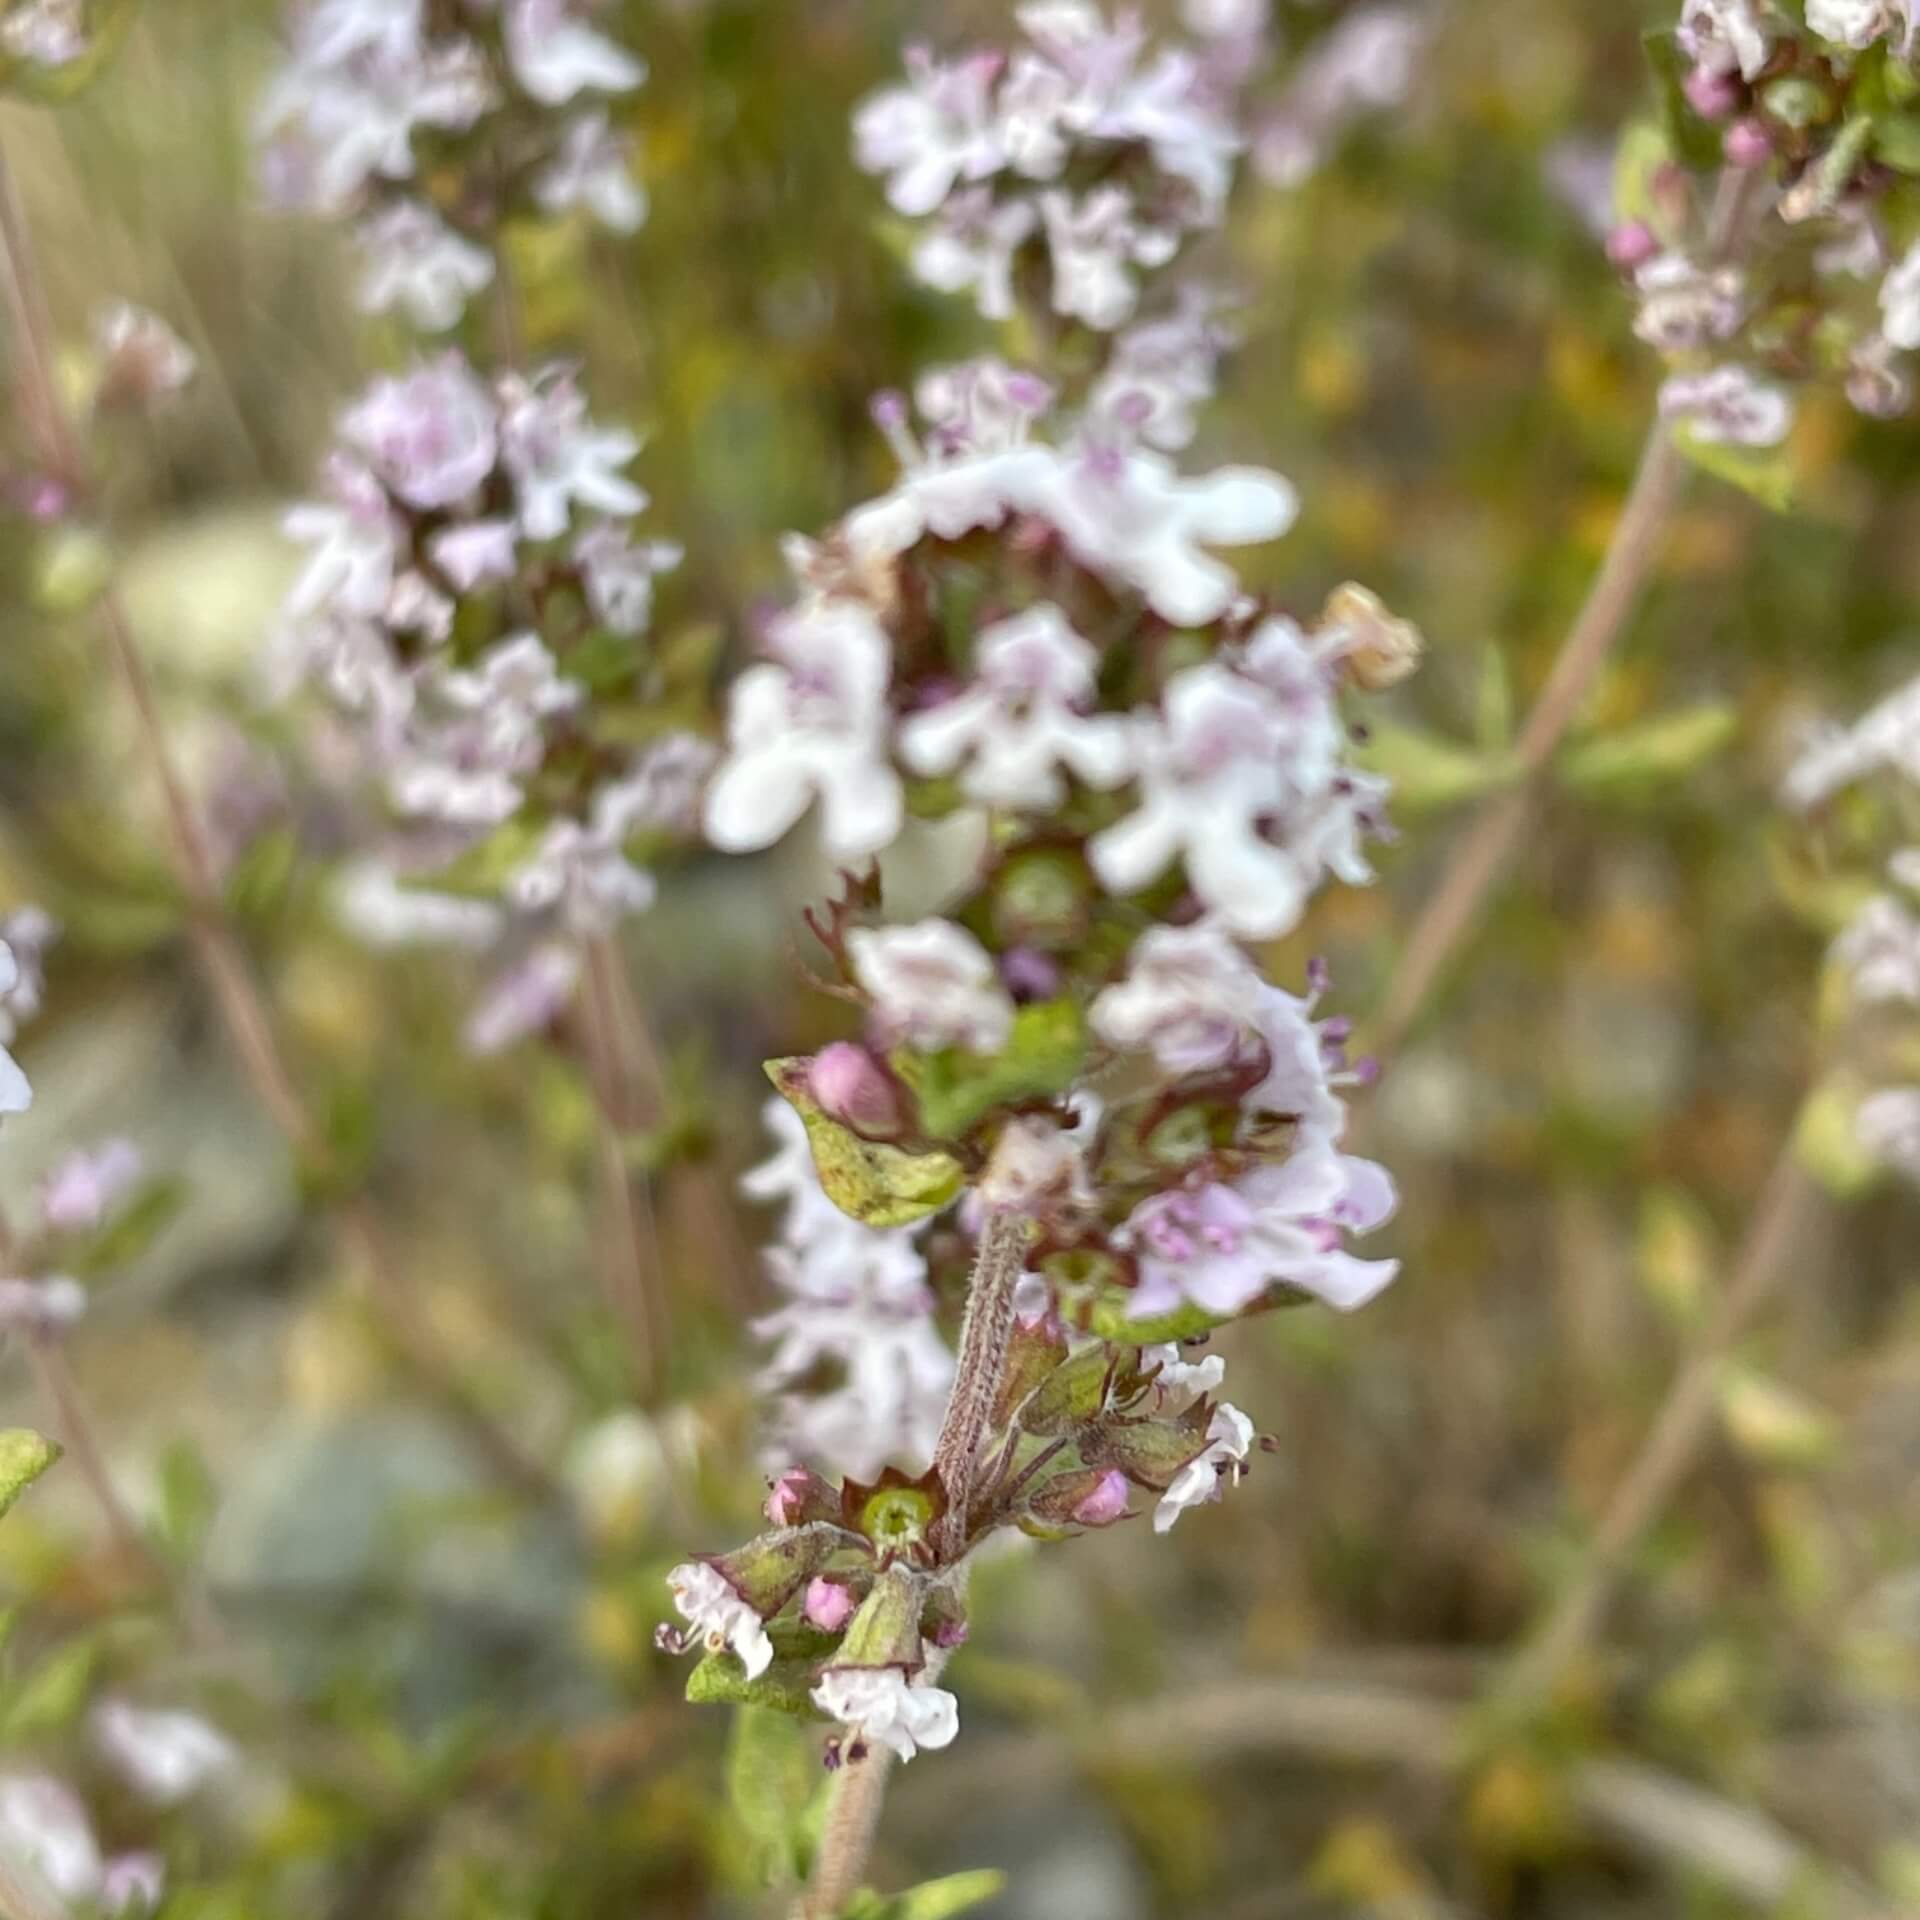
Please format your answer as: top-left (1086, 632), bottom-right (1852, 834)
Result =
top-left (1760, 76), bottom-right (1834, 132)
top-left (1682, 63), bottom-right (1739, 121)
top-left (1605, 221), bottom-right (1659, 272)
top-left (766, 1466), bottom-right (839, 1529)
top-left (1722, 118), bottom-right (1772, 169)
top-left (1071, 1470), bottom-right (1132, 1526)
top-left (1318, 583), bottom-right (1423, 691)
top-left (804, 1576), bottom-right (857, 1633)
top-left (809, 1042), bottom-right (908, 1141)
top-left (1001, 946), bottom-right (1062, 1001)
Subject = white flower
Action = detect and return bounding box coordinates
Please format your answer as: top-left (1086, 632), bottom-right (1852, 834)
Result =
top-left (854, 46), bottom-right (1004, 216)
top-left (92, 1702), bottom-right (236, 1806)
top-left (428, 518), bottom-right (520, 591)
top-left (1039, 184), bottom-right (1172, 331)
top-left (355, 201), bottom-right (495, 331)
top-left (464, 941), bottom-right (581, 1053)
top-left (1881, 240), bottom-right (1920, 351)
top-left (1858, 1087), bottom-right (1920, 1182)
top-left (101, 1856), bottom-right (165, 1916)
top-left (811, 1664), bottom-right (960, 1761)
top-left (665, 1561), bottom-right (774, 1679)
top-left (0, 1276), bottom-right (88, 1336)
top-left (1677, 0), bottom-right (1772, 79)
top-left (1039, 444), bottom-right (1297, 627)
top-left (1659, 366), bottom-right (1792, 447)
top-left (704, 600), bottom-right (903, 859)
top-left (575, 522), bottom-right (680, 634)
top-left (1633, 252), bottom-right (1746, 353)
top-left (0, 1776), bottom-right (101, 1902)
top-left (342, 355), bottom-right (499, 511)
top-left (910, 188), bottom-right (1037, 320)
top-left (1, 0), bottom-right (87, 65)
top-left (1835, 895), bottom-right (1920, 1004)
top-left (1142, 1342), bottom-right (1226, 1399)
top-left (40, 1140), bottom-right (143, 1233)
top-left (1092, 664), bottom-right (1351, 937)
top-left (1806, 0), bottom-right (1912, 50)
top-left (1782, 674), bottom-right (1920, 808)
top-left (285, 457), bottom-right (404, 621)
top-left (1090, 292), bottom-right (1230, 451)
top-left (0, 951), bottom-right (30, 1117)
top-left (898, 604), bottom-right (1132, 808)
top-left (503, 0), bottom-right (647, 105)
top-left (507, 817), bottom-right (657, 932)
top-left (498, 368), bottom-right (645, 539)
top-left (1253, 5), bottom-right (1424, 187)
top-left (1090, 921), bottom-right (1265, 1073)
top-left (1153, 1402), bottom-right (1254, 1532)
top-left (332, 858), bottom-right (505, 949)
top-left (849, 919), bottom-right (1015, 1054)
top-left (536, 110), bottom-right (648, 232)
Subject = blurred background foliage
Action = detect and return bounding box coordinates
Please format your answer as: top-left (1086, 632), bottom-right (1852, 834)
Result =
top-left (0, 1), bottom-right (1917, 1916)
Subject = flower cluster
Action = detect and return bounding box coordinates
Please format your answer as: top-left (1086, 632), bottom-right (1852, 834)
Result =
top-left (1610, 0), bottom-right (1920, 443)
top-left (853, 1), bottom-right (1246, 332)
top-left (273, 350), bottom-right (705, 1045)
top-left (0, 1702), bottom-right (235, 1915)
top-left (257, 0), bottom-right (646, 332)
top-left (1785, 670), bottom-right (1920, 1184)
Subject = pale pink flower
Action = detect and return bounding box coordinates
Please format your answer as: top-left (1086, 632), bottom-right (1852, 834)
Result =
top-left (502, 0), bottom-right (647, 105)
top-left (536, 110), bottom-right (648, 231)
top-left (848, 919), bottom-right (1016, 1054)
top-left (811, 1664), bottom-right (959, 1761)
top-left (1152, 1402), bottom-right (1253, 1532)
top-left (342, 355), bottom-right (499, 511)
top-left (498, 368), bottom-right (645, 539)
top-left (355, 201), bottom-right (495, 331)
top-left (666, 1561), bottom-right (774, 1677)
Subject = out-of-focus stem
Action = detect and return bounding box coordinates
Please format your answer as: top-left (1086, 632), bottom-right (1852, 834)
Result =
top-left (1376, 171), bottom-right (1754, 1051)
top-left (577, 931), bottom-right (663, 1393)
top-left (1376, 421), bottom-right (1686, 1049)
top-left (1497, 1144), bottom-right (1819, 1713)
top-left (0, 141), bottom-right (549, 1501)
top-left (26, 1337), bottom-right (168, 1588)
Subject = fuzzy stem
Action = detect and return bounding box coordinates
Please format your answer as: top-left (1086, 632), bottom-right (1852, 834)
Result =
top-left (931, 1208), bottom-right (1031, 1561)
top-left (1376, 170), bottom-right (1753, 1050)
top-left (0, 139), bottom-right (549, 1501)
top-left (1497, 1144), bottom-right (1818, 1713)
top-left (797, 1743), bottom-right (898, 1920)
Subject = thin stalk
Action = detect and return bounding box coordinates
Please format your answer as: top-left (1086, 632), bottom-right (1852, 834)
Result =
top-left (1376, 420), bottom-right (1686, 1049)
top-left (1497, 1144), bottom-right (1818, 1713)
top-left (0, 139), bottom-right (549, 1500)
top-left (1376, 171), bottom-right (1753, 1050)
top-left (577, 932), bottom-right (662, 1393)
top-left (798, 1744), bottom-right (898, 1920)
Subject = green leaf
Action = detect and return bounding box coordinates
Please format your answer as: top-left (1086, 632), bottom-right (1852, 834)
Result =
top-left (1474, 642), bottom-right (1514, 751)
top-left (1557, 703), bottom-right (1738, 799)
top-left (1, 1638), bottom-right (96, 1740)
top-left (725, 1708), bottom-right (816, 1888)
top-left (1872, 110), bottom-right (1920, 173)
top-left (0, 1430), bottom-right (59, 1523)
top-left (1794, 1078), bottom-right (1883, 1199)
top-left (1641, 30), bottom-right (1727, 168)
top-left (1087, 1295), bottom-right (1231, 1346)
top-left (223, 826), bottom-right (300, 923)
top-left (765, 1060), bottom-right (963, 1228)
top-left (1353, 723), bottom-right (1521, 816)
top-left (1672, 426), bottom-right (1795, 512)
top-left (893, 998), bottom-right (1087, 1141)
top-left (848, 1871), bottom-right (1009, 1920)
top-left (1716, 1365), bottom-right (1838, 1469)
top-left (1012, 1345), bottom-right (1113, 1437)
top-left (70, 1176), bottom-right (188, 1276)
top-left (156, 1439), bottom-right (219, 1561)
top-left (1611, 119), bottom-right (1677, 238)
top-left (688, 1621), bottom-right (838, 1719)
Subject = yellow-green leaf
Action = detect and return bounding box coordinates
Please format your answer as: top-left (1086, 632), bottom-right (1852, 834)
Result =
top-left (1354, 723), bottom-right (1521, 816)
top-left (1558, 703), bottom-right (1738, 799)
top-left (0, 1429), bottom-right (59, 1523)
top-left (893, 998), bottom-right (1086, 1141)
top-left (766, 1060), bottom-right (964, 1228)
top-left (1716, 1364), bottom-right (1838, 1470)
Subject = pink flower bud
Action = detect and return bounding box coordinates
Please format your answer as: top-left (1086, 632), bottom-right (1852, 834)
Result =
top-left (1073, 1470), bottom-right (1132, 1527)
top-left (765, 1466), bottom-right (836, 1529)
top-left (1723, 119), bottom-right (1772, 169)
top-left (803, 1576), bottom-right (856, 1633)
top-left (1605, 220), bottom-right (1658, 272)
top-left (1000, 946), bottom-right (1062, 1001)
top-left (1683, 64), bottom-right (1739, 122)
top-left (808, 1042), bottom-right (908, 1141)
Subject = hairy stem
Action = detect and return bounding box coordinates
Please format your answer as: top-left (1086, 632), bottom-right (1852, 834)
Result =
top-left (0, 140), bottom-right (548, 1500)
top-left (1497, 1144), bottom-right (1818, 1713)
top-left (797, 1743), bottom-right (898, 1920)
top-left (932, 1208), bottom-right (1031, 1560)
